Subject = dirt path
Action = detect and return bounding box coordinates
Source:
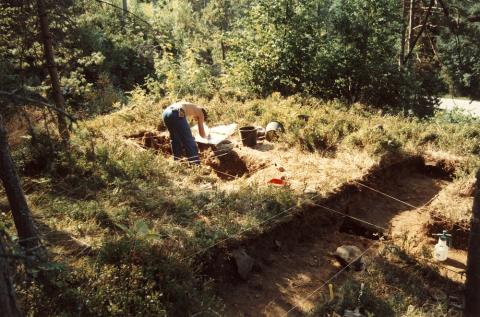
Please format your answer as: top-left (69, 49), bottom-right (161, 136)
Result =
top-left (218, 170), bottom-right (463, 316)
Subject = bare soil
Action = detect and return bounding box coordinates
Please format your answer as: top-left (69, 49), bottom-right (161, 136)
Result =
top-left (126, 131), bottom-right (469, 316)
top-left (425, 216), bottom-right (470, 250)
top-left (126, 130), bottom-right (172, 155)
top-left (215, 160), bottom-right (468, 316)
top-left (203, 149), bottom-right (267, 180)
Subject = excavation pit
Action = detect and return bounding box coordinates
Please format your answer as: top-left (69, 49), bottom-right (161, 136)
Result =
top-left (127, 130), bottom-right (266, 180)
top-left (425, 216), bottom-right (470, 250)
top-left (209, 157), bottom-right (463, 316)
top-left (126, 131), bottom-right (172, 156)
top-left (202, 149), bottom-right (266, 180)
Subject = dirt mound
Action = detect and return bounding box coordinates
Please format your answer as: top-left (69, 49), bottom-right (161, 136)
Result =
top-left (126, 130), bottom-right (172, 155)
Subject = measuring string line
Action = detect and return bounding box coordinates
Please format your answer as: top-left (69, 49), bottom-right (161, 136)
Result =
top-left (312, 203), bottom-right (388, 232)
top-left (310, 202), bottom-right (466, 276)
top-left (269, 197), bottom-right (466, 315)
top-left (283, 204), bottom-right (466, 310)
top-left (352, 180), bottom-right (470, 231)
top-left (352, 180), bottom-right (418, 209)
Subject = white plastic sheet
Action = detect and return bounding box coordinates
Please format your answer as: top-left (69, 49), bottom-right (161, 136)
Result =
top-left (192, 123), bottom-right (238, 145)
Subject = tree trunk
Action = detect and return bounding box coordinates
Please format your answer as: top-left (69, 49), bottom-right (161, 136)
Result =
top-left (465, 170), bottom-right (480, 316)
top-left (36, 0), bottom-right (70, 143)
top-left (121, 0), bottom-right (128, 28)
top-left (0, 231), bottom-right (23, 317)
top-left (399, 0), bottom-right (408, 69)
top-left (468, 15), bottom-right (480, 23)
top-left (221, 40), bottom-right (226, 61)
top-left (0, 115), bottom-right (40, 251)
top-left (407, 0), bottom-right (416, 55)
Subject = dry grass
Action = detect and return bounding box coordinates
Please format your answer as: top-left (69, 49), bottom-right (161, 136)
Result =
top-left (427, 178), bottom-right (474, 224)
top-left (4, 91), bottom-right (480, 316)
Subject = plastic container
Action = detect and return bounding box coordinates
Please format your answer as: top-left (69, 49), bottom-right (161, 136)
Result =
top-left (265, 121), bottom-right (284, 141)
top-left (433, 230), bottom-right (451, 261)
top-left (239, 126), bottom-right (257, 147)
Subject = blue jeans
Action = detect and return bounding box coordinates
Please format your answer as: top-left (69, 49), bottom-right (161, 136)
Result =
top-left (162, 107), bottom-right (200, 164)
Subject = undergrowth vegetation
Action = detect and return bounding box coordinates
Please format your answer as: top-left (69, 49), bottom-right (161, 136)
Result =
top-left (3, 91), bottom-right (479, 316)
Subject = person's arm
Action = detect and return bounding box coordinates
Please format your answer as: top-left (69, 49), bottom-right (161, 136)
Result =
top-left (197, 110), bottom-right (207, 138)
top-left (183, 102), bottom-right (208, 138)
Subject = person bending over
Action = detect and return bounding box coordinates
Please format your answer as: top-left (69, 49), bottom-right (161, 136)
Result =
top-left (162, 101), bottom-right (208, 164)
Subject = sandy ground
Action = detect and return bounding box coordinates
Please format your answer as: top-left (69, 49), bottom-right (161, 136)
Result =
top-left (225, 137), bottom-right (376, 194)
top-left (219, 171), bottom-right (466, 316)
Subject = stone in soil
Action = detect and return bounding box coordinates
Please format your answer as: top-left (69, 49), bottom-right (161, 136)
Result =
top-left (334, 245), bottom-right (366, 271)
top-left (232, 248), bottom-right (255, 280)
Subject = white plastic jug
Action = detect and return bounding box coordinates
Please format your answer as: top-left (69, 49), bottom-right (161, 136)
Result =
top-left (433, 230), bottom-right (451, 262)
top-left (434, 238), bottom-right (448, 261)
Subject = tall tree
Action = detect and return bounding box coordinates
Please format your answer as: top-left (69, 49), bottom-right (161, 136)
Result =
top-left (403, 0), bottom-right (435, 64)
top-left (36, 0), bottom-right (70, 142)
top-left (0, 114), bottom-right (40, 252)
top-left (465, 170), bottom-right (480, 316)
top-left (0, 231), bottom-right (23, 317)
top-left (399, 0), bottom-right (408, 68)
top-left (407, 0), bottom-right (416, 55)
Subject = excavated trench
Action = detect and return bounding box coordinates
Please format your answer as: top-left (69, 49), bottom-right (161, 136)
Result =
top-left (126, 131), bottom-right (265, 180)
top-left (125, 131), bottom-right (470, 313)
top-left (203, 156), bottom-right (467, 317)
top-left (125, 131), bottom-right (470, 252)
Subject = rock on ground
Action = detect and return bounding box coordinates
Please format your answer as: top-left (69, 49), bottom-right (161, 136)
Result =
top-left (334, 245), bottom-right (365, 271)
top-left (232, 248), bottom-right (255, 280)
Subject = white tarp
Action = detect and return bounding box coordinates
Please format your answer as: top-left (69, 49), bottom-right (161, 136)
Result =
top-left (192, 123), bottom-right (238, 145)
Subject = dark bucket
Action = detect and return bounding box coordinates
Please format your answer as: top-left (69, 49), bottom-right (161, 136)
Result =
top-left (239, 126), bottom-right (257, 147)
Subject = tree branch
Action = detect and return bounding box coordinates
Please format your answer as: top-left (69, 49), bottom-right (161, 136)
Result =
top-left (0, 90), bottom-right (77, 122)
top-left (92, 0), bottom-right (152, 28)
top-left (468, 15), bottom-right (480, 23)
top-left (403, 0), bottom-right (435, 64)
top-left (436, 0), bottom-right (450, 18)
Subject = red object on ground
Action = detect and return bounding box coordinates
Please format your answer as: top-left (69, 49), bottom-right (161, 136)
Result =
top-left (267, 178), bottom-right (287, 186)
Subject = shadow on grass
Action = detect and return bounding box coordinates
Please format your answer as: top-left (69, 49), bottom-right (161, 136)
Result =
top-left (35, 219), bottom-right (93, 255)
top-left (312, 245), bottom-right (463, 317)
